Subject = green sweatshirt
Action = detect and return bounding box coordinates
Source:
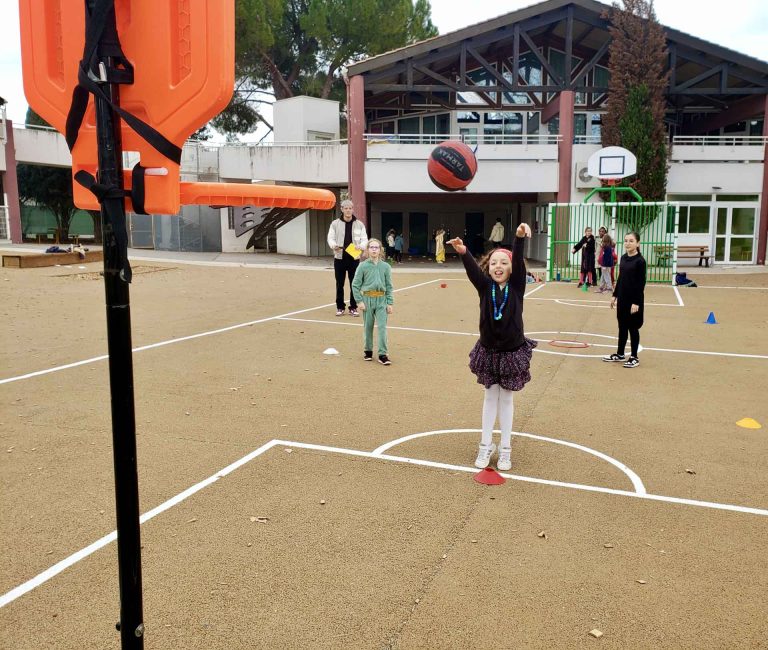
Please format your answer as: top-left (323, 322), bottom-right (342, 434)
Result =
top-left (351, 259), bottom-right (394, 305)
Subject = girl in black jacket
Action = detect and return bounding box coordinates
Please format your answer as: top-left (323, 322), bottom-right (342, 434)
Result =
top-left (572, 226), bottom-right (596, 287)
top-left (603, 231), bottom-right (646, 368)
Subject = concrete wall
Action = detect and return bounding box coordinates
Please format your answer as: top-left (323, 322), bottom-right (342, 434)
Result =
top-left (13, 126), bottom-right (71, 167)
top-left (219, 144), bottom-right (348, 184)
top-left (668, 162), bottom-right (763, 194)
top-left (276, 212), bottom-right (310, 255)
top-left (274, 96), bottom-right (340, 142)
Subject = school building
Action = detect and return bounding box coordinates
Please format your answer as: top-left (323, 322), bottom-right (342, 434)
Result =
top-left (1, 0), bottom-right (767, 266)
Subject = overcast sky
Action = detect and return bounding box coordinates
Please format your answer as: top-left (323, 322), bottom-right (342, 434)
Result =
top-left (2, 0), bottom-right (766, 128)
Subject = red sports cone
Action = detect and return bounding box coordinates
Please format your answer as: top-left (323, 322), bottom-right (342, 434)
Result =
top-left (440, 283), bottom-right (447, 288)
top-left (473, 467), bottom-right (506, 485)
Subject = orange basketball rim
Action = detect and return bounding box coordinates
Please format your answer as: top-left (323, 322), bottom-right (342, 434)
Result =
top-left (18, 0), bottom-right (336, 214)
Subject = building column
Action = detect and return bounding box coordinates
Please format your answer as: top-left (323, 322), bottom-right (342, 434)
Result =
top-left (556, 90), bottom-right (575, 205)
top-left (758, 94), bottom-right (768, 265)
top-left (347, 74), bottom-right (367, 226)
top-left (4, 120), bottom-right (22, 243)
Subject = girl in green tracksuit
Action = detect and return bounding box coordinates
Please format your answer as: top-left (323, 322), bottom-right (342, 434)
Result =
top-left (351, 239), bottom-right (394, 365)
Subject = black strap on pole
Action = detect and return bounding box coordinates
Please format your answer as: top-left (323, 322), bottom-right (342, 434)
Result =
top-left (75, 1), bottom-right (144, 647)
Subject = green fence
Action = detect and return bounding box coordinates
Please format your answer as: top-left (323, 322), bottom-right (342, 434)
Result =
top-left (547, 202), bottom-right (679, 284)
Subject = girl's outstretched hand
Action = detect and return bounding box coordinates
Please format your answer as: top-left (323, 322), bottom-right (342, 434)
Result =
top-left (447, 237), bottom-right (466, 254)
top-left (516, 223), bottom-right (532, 238)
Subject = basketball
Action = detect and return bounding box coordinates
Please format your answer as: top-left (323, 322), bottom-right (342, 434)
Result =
top-left (427, 141), bottom-right (477, 191)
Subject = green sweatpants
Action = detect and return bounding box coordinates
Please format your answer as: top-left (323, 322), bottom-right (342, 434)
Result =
top-left (362, 295), bottom-right (389, 355)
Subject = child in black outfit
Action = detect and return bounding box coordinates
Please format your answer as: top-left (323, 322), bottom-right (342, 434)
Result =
top-left (603, 231), bottom-right (646, 368)
top-left (572, 226), bottom-right (596, 287)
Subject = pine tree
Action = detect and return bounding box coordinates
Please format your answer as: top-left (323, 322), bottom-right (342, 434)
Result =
top-left (602, 0), bottom-right (669, 201)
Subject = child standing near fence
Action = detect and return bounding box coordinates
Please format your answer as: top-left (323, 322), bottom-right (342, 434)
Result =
top-left (448, 224), bottom-right (537, 471)
top-left (603, 231), bottom-right (646, 368)
top-left (351, 239), bottom-right (394, 365)
top-left (572, 226), bottom-right (596, 287)
top-left (596, 233), bottom-right (615, 293)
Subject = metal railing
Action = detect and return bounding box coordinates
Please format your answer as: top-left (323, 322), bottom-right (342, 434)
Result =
top-left (364, 133), bottom-right (562, 145)
top-left (184, 138), bottom-right (347, 148)
top-left (573, 135), bottom-right (602, 145)
top-left (672, 135), bottom-right (768, 146)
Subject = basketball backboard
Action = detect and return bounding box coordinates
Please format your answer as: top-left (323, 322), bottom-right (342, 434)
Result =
top-left (587, 146), bottom-right (637, 181)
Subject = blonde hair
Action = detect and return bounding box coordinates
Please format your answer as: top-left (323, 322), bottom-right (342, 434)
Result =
top-left (340, 199), bottom-right (354, 209)
top-left (366, 238), bottom-right (383, 252)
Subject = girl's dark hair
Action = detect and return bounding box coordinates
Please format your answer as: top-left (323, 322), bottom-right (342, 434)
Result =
top-left (627, 231), bottom-right (640, 242)
top-left (478, 248), bottom-right (513, 275)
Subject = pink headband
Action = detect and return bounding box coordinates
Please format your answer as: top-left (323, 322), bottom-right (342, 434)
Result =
top-left (492, 248), bottom-right (513, 262)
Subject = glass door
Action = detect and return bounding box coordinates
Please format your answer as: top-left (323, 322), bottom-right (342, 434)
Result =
top-left (715, 205), bottom-right (757, 263)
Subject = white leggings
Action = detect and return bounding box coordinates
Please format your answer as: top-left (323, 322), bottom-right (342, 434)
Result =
top-left (481, 384), bottom-right (514, 449)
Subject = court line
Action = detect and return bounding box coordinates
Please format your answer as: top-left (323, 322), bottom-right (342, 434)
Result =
top-left (276, 319), bottom-right (768, 361)
top-left (4, 432), bottom-right (766, 608)
top-left (371, 428), bottom-right (646, 494)
top-left (673, 285), bottom-right (685, 307)
top-left (0, 279), bottom-right (442, 385)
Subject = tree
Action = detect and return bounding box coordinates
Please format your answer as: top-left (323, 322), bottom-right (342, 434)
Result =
top-left (602, 0), bottom-right (669, 201)
top-left (213, 0), bottom-right (438, 137)
top-left (21, 108), bottom-right (103, 242)
top-left (18, 109), bottom-right (78, 242)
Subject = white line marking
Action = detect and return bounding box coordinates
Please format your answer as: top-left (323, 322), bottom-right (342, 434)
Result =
top-left (0, 439), bottom-right (280, 608)
top-left (695, 286), bottom-right (768, 291)
top-left (275, 320), bottom-right (768, 361)
top-left (673, 284), bottom-right (684, 307)
top-left (4, 433), bottom-right (766, 609)
top-left (524, 282), bottom-right (547, 297)
top-left (0, 279), bottom-right (442, 385)
top-left (370, 428), bottom-right (646, 494)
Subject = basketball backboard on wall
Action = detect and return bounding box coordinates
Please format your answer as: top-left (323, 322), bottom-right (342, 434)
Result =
top-left (587, 146), bottom-right (637, 181)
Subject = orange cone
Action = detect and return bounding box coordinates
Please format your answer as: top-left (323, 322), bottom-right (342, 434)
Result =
top-left (473, 467), bottom-right (506, 485)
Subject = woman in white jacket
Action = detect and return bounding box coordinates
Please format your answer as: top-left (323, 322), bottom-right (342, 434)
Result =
top-left (327, 200), bottom-right (368, 316)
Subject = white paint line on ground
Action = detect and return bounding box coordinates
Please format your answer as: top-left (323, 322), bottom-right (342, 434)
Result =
top-left (0, 439), bottom-right (280, 609)
top-left (276, 319), bottom-right (768, 361)
top-left (695, 286), bottom-right (768, 290)
top-left (4, 432), bottom-right (766, 609)
top-left (673, 284), bottom-right (685, 307)
top-left (0, 279), bottom-right (442, 385)
top-left (370, 428), bottom-right (646, 494)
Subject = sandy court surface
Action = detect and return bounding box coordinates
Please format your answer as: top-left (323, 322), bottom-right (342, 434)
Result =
top-left (1, 260), bottom-right (767, 648)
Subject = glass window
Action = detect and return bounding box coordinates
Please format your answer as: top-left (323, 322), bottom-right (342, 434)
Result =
top-left (423, 115), bottom-right (436, 134)
top-left (715, 237), bottom-right (725, 262)
top-left (717, 208), bottom-right (727, 235)
top-left (730, 238), bottom-right (754, 261)
top-left (723, 121), bottom-right (747, 134)
top-left (458, 111), bottom-right (480, 123)
top-left (688, 206), bottom-right (710, 233)
top-left (668, 194), bottom-right (712, 202)
top-left (749, 119), bottom-right (764, 136)
top-left (398, 117), bottom-right (420, 135)
top-left (715, 194), bottom-right (759, 202)
top-left (731, 208), bottom-right (756, 235)
top-left (593, 66), bottom-right (609, 104)
top-left (436, 113), bottom-right (450, 134)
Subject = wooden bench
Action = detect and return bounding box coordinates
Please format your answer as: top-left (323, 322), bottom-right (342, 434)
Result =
top-left (2, 250), bottom-right (103, 269)
top-left (654, 245), bottom-right (711, 267)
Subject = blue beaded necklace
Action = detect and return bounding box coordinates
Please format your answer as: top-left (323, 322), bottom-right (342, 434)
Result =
top-left (491, 282), bottom-right (509, 320)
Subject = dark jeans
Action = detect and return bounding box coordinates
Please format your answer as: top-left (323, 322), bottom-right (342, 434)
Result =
top-left (334, 256), bottom-right (359, 310)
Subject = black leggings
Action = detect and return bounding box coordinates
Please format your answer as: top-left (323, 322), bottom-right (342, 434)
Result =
top-left (617, 325), bottom-right (640, 358)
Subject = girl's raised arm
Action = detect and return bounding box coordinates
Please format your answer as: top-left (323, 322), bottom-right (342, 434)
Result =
top-left (448, 238), bottom-right (487, 292)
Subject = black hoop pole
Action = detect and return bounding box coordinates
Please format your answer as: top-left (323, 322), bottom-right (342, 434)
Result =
top-left (90, 4), bottom-right (145, 647)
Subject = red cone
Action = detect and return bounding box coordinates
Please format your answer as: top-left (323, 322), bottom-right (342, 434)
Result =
top-left (473, 467), bottom-right (506, 485)
top-left (440, 283), bottom-right (447, 288)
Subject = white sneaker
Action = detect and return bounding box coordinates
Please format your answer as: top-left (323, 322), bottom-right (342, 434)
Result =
top-left (497, 447), bottom-right (512, 471)
top-left (474, 443), bottom-right (496, 469)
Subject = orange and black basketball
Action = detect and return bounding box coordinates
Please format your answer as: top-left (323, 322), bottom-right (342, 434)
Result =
top-left (427, 141), bottom-right (478, 191)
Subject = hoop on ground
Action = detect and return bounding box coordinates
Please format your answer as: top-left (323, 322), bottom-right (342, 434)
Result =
top-left (548, 339), bottom-right (590, 349)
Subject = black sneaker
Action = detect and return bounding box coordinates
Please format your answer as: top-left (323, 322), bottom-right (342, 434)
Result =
top-left (378, 355), bottom-right (391, 366)
top-left (623, 356), bottom-right (640, 368)
top-left (363, 350), bottom-right (373, 361)
top-left (602, 353), bottom-right (626, 362)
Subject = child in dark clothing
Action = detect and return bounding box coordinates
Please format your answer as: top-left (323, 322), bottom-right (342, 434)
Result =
top-left (596, 233), bottom-right (615, 293)
top-left (447, 224), bottom-right (537, 472)
top-left (572, 227), bottom-right (596, 287)
top-left (603, 231), bottom-right (646, 368)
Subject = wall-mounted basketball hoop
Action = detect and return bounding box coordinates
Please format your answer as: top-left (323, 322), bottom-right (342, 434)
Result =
top-left (583, 146), bottom-right (643, 203)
